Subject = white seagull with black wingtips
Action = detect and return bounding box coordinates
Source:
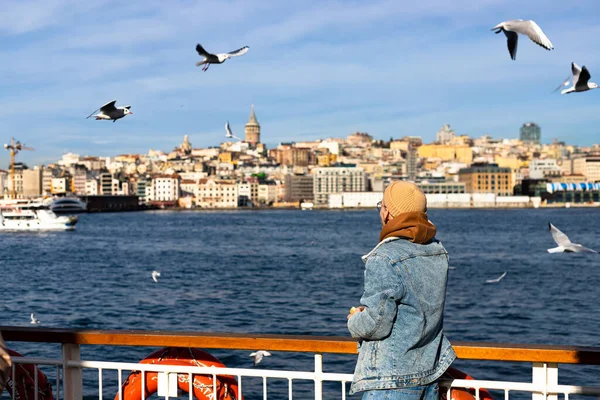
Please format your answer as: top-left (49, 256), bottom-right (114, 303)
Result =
top-left (195, 43), bottom-right (249, 72)
top-left (225, 121), bottom-right (243, 141)
top-left (561, 63), bottom-right (599, 94)
top-left (491, 19), bottom-right (553, 60)
top-left (86, 100), bottom-right (132, 122)
top-left (547, 223), bottom-right (597, 253)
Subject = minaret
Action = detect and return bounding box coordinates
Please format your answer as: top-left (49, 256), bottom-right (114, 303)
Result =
top-left (245, 105), bottom-right (260, 146)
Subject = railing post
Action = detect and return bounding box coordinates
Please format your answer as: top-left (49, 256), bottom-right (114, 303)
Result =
top-left (314, 354), bottom-right (323, 400)
top-left (62, 343), bottom-right (82, 400)
top-left (532, 362), bottom-right (558, 400)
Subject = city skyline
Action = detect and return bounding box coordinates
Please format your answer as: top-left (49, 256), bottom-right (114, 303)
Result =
top-left (2, 0), bottom-right (600, 166)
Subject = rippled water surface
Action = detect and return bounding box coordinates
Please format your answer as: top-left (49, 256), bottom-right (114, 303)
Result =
top-left (2, 208), bottom-right (600, 399)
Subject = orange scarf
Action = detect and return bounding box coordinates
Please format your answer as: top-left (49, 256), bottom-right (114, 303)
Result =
top-left (379, 211), bottom-right (436, 244)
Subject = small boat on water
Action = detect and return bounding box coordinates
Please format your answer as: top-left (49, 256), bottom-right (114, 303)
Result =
top-left (300, 201), bottom-right (314, 210)
top-left (49, 196), bottom-right (87, 214)
top-left (0, 200), bottom-right (78, 231)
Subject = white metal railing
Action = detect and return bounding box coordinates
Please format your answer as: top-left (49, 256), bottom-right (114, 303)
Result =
top-left (6, 327), bottom-right (600, 400)
top-left (7, 348), bottom-right (600, 400)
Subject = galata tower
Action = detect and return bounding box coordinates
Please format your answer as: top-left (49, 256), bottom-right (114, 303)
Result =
top-left (244, 105), bottom-right (260, 146)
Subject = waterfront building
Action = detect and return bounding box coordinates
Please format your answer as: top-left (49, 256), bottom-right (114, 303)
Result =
top-left (418, 182), bottom-right (466, 194)
top-left (238, 180), bottom-right (259, 207)
top-left (85, 179), bottom-right (99, 195)
top-left (99, 172), bottom-right (113, 195)
top-left (135, 177), bottom-right (150, 203)
top-left (152, 175), bottom-right (180, 202)
top-left (328, 191), bottom-right (382, 208)
top-left (196, 178), bottom-right (238, 208)
top-left (145, 184), bottom-right (154, 202)
top-left (245, 105), bottom-right (260, 146)
top-left (22, 166), bottom-right (43, 198)
top-left (70, 167), bottom-right (87, 194)
top-left (258, 181), bottom-right (278, 205)
top-left (520, 122), bottom-right (541, 144)
top-left (312, 166), bottom-right (367, 205)
top-left (180, 179), bottom-right (197, 198)
top-left (458, 163), bottom-right (513, 196)
top-left (51, 177), bottom-right (70, 194)
top-left (5, 163), bottom-right (25, 199)
top-left (284, 174), bottom-right (314, 202)
top-left (544, 182), bottom-right (600, 203)
top-left (572, 154), bottom-right (600, 182)
top-left (113, 178), bottom-right (131, 196)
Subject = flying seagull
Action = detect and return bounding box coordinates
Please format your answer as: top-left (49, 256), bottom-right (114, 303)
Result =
top-left (547, 223), bottom-right (597, 253)
top-left (151, 270), bottom-right (161, 283)
top-left (86, 100), bottom-right (132, 122)
top-left (486, 271), bottom-right (507, 284)
top-left (195, 44), bottom-right (249, 72)
top-left (491, 20), bottom-right (553, 60)
top-left (561, 63), bottom-right (599, 94)
top-left (225, 121), bottom-right (242, 141)
top-left (249, 350), bottom-right (271, 366)
top-left (552, 76), bottom-right (571, 93)
top-left (30, 313), bottom-right (40, 324)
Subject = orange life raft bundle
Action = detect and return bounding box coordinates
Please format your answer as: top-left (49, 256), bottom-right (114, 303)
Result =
top-left (115, 347), bottom-right (241, 400)
top-left (440, 367), bottom-right (494, 400)
top-left (5, 349), bottom-right (54, 400)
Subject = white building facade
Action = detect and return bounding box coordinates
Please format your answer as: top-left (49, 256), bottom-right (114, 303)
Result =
top-left (312, 167), bottom-right (367, 205)
top-left (196, 179), bottom-right (238, 208)
top-left (152, 175), bottom-right (180, 202)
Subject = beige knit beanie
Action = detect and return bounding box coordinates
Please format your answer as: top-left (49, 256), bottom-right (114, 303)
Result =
top-left (383, 181), bottom-right (427, 217)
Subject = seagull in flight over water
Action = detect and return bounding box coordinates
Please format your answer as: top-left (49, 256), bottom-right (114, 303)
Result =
top-left (151, 271), bottom-right (161, 282)
top-left (486, 271), bottom-right (507, 284)
top-left (560, 63), bottom-right (599, 94)
top-left (195, 44), bottom-right (249, 72)
top-left (548, 223), bottom-right (597, 253)
top-left (491, 19), bottom-right (553, 60)
top-left (30, 313), bottom-right (40, 324)
top-left (249, 351), bottom-right (271, 366)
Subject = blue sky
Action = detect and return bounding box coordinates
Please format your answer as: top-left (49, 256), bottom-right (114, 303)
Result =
top-left (1, 0), bottom-right (600, 166)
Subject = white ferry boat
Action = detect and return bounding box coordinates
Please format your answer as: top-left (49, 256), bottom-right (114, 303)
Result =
top-left (49, 196), bottom-right (87, 214)
top-left (0, 200), bottom-right (78, 231)
top-left (300, 201), bottom-right (314, 210)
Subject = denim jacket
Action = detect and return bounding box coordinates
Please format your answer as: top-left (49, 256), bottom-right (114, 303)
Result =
top-left (348, 237), bottom-right (456, 394)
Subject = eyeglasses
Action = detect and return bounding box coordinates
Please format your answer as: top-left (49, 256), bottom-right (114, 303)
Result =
top-left (377, 201), bottom-right (382, 211)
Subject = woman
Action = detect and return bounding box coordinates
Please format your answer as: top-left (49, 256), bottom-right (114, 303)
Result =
top-left (347, 181), bottom-right (455, 400)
